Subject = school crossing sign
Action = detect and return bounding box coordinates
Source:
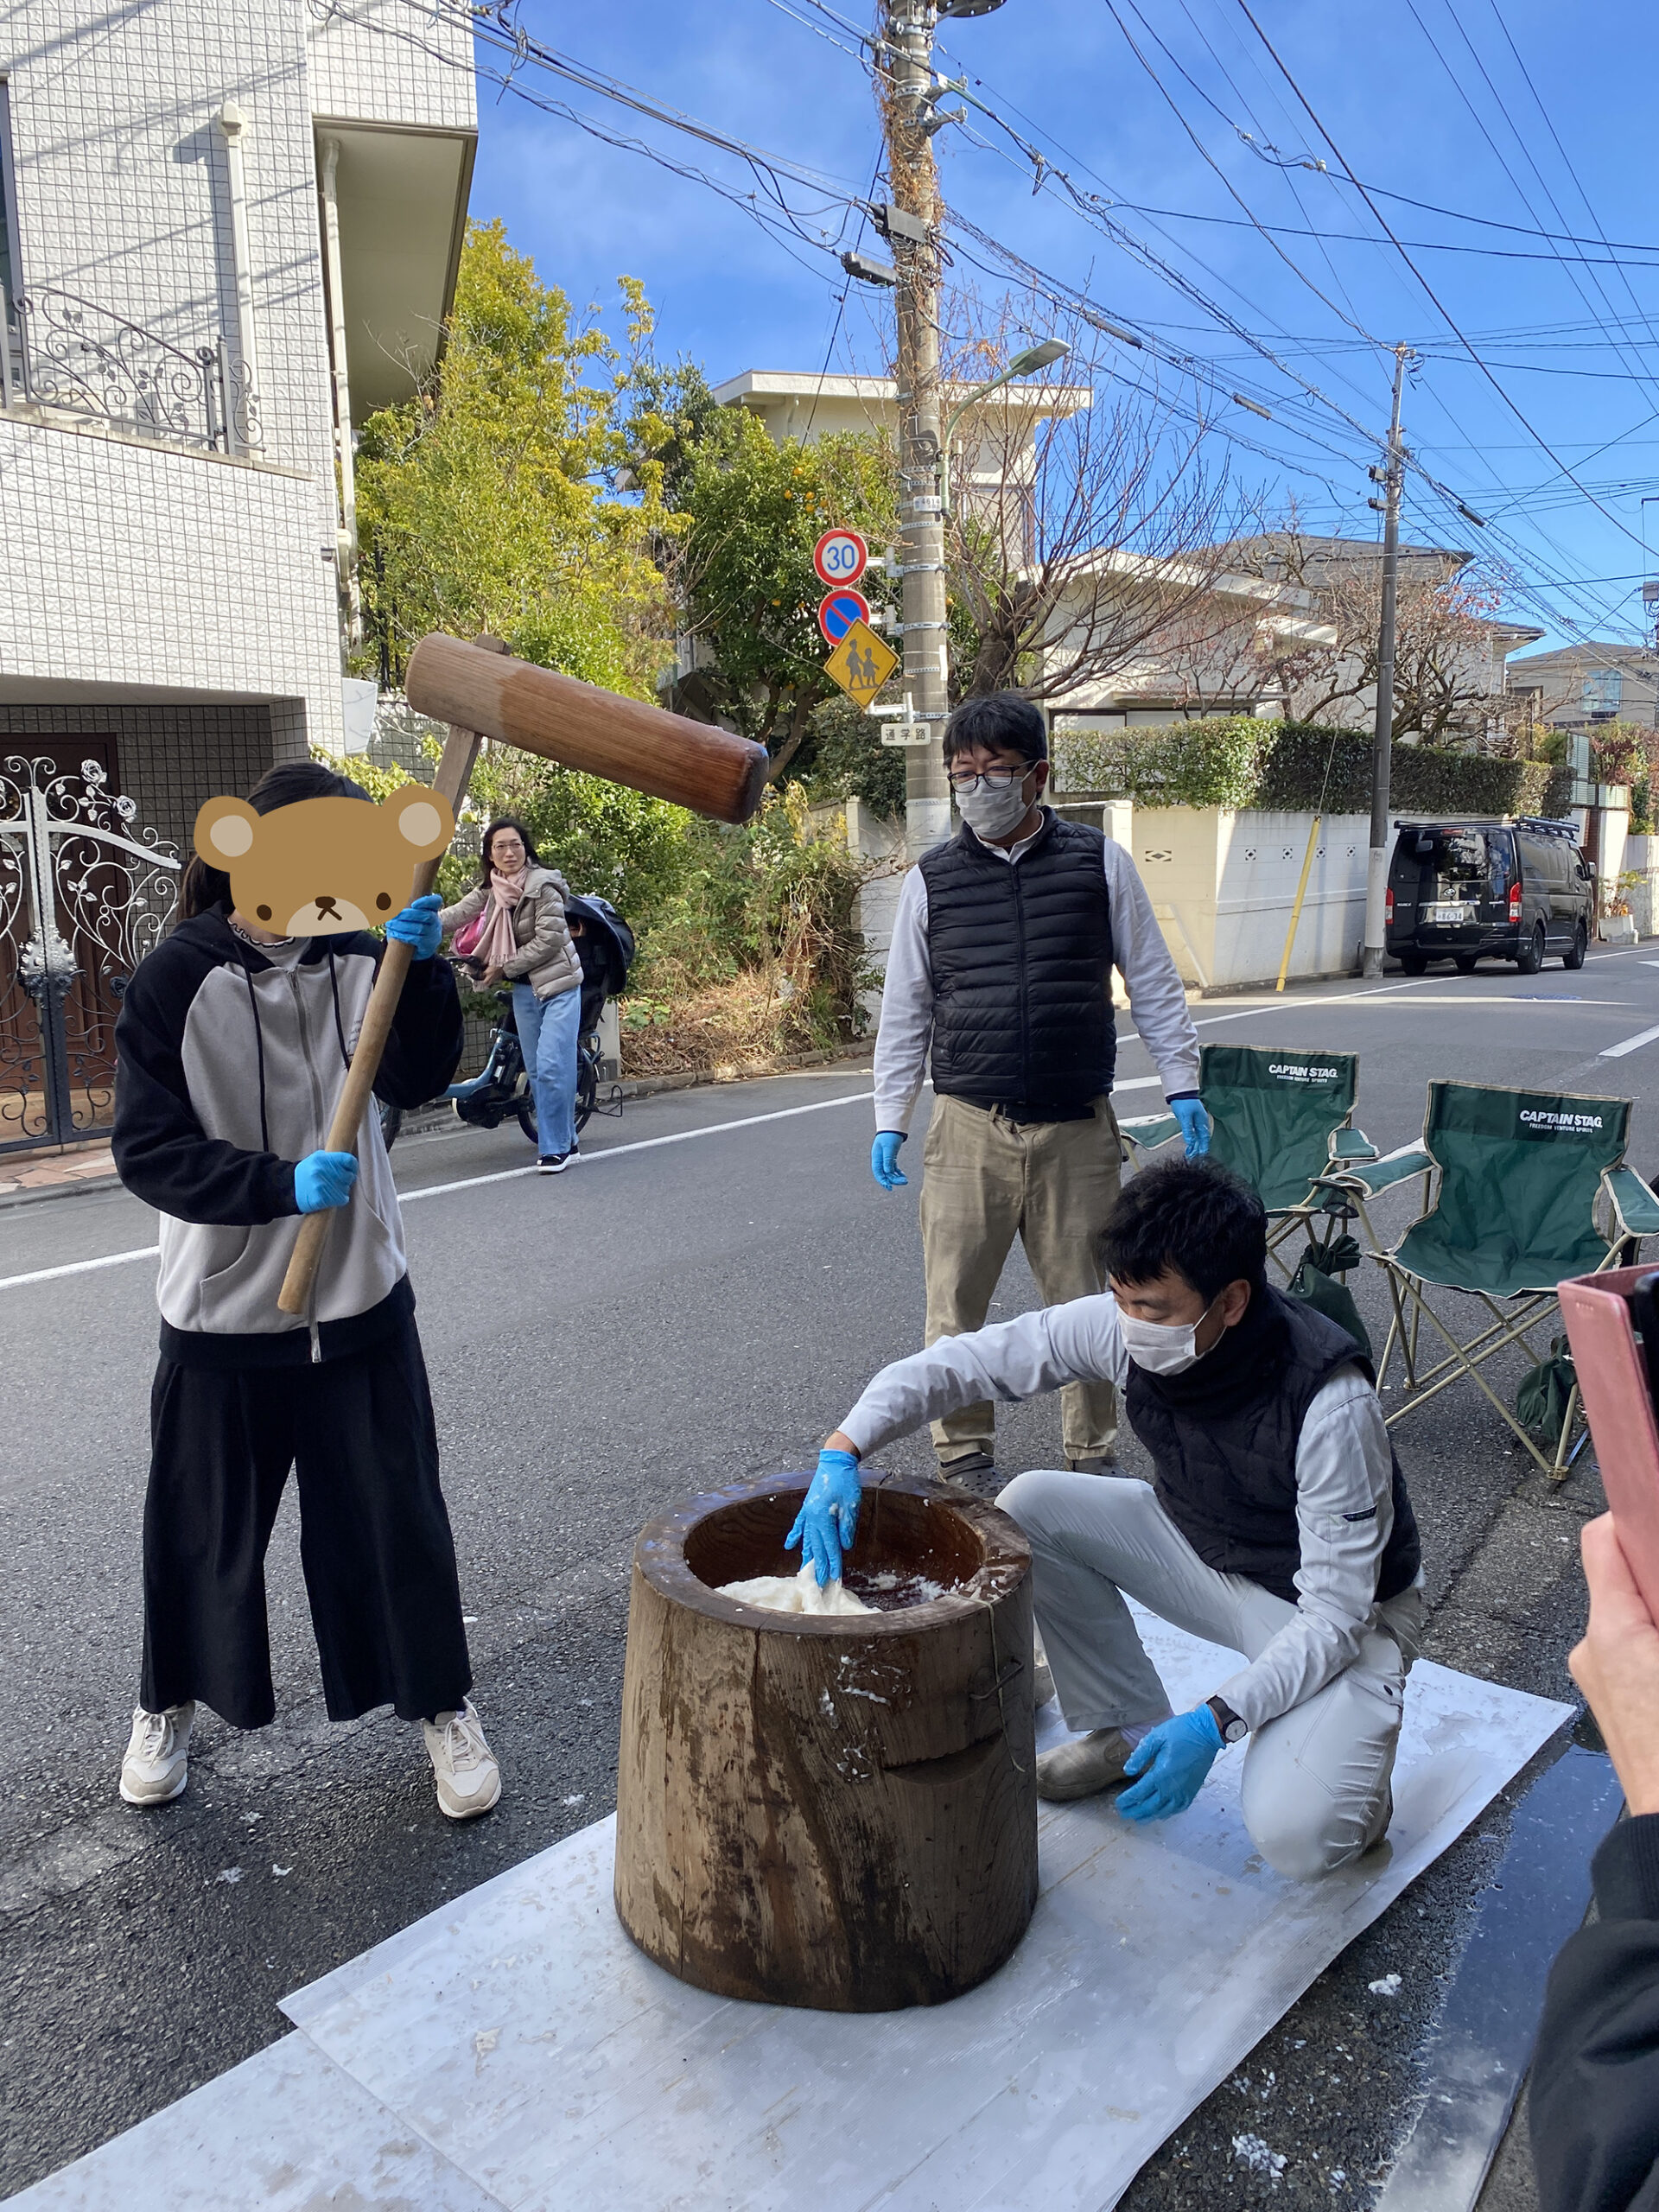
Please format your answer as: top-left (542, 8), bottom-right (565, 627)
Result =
top-left (824, 618), bottom-right (899, 709)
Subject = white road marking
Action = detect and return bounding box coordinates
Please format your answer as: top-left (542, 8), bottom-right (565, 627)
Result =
top-left (1333, 994), bottom-right (1630, 1007)
top-left (397, 1089), bottom-right (877, 1202)
top-left (1192, 979), bottom-right (1432, 1028)
top-left (0, 1243), bottom-right (162, 1293)
top-left (0, 1088), bottom-right (880, 1294)
top-left (1602, 1022), bottom-right (1659, 1060)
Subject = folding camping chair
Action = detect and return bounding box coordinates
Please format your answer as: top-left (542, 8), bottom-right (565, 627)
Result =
top-left (1117, 1043), bottom-right (1378, 1276)
top-left (1319, 1080), bottom-right (1659, 1476)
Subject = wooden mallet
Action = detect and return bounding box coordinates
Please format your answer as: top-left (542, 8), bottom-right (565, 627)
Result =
top-left (276, 637), bottom-right (768, 1316)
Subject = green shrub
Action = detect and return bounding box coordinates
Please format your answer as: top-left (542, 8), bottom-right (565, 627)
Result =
top-left (632, 787), bottom-right (870, 1041)
top-left (1541, 766), bottom-right (1574, 818)
top-left (1053, 717), bottom-right (1550, 818)
top-left (798, 695), bottom-right (906, 817)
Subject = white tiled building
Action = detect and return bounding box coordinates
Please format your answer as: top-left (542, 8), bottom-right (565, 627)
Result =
top-left (0, 0), bottom-right (475, 852)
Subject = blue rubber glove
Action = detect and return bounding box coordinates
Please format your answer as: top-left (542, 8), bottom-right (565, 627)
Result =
top-left (1116, 1704), bottom-right (1224, 1823)
top-left (785, 1447), bottom-right (862, 1586)
top-left (385, 892), bottom-right (443, 962)
top-left (1171, 1096), bottom-right (1211, 1160)
top-left (293, 1149), bottom-right (359, 1214)
top-left (871, 1131), bottom-right (908, 1190)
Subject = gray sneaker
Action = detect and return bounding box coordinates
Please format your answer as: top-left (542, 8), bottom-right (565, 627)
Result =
top-left (1032, 1629), bottom-right (1057, 1707)
top-left (119, 1701), bottom-right (195, 1806)
top-left (936, 1450), bottom-right (995, 1487)
top-left (1035, 1727), bottom-right (1137, 1803)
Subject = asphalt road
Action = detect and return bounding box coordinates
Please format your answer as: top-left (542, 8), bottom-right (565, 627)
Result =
top-left (3, 945), bottom-right (1657, 2207)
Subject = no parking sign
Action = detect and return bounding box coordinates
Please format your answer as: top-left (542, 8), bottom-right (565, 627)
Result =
top-left (818, 588), bottom-right (873, 645)
top-left (813, 529), bottom-right (868, 588)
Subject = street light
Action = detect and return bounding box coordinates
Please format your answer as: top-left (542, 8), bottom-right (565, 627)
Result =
top-left (938, 338), bottom-right (1071, 514)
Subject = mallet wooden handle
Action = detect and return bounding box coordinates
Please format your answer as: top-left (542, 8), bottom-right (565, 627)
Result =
top-left (276, 724), bottom-right (481, 1319)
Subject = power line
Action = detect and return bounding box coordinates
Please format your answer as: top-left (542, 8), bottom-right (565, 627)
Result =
top-left (1398, 0), bottom-right (1659, 417)
top-left (1230, 0), bottom-right (1653, 555)
top-left (355, 0), bottom-right (1634, 645)
top-left (1102, 0), bottom-right (1385, 345)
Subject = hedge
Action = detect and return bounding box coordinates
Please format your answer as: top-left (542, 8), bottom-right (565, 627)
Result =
top-left (1052, 716), bottom-right (1555, 819)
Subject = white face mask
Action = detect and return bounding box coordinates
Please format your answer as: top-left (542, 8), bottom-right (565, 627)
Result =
top-left (957, 771), bottom-right (1035, 842)
top-left (1121, 1296), bottom-right (1218, 1376)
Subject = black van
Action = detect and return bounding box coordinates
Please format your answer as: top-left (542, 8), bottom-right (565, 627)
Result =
top-left (1385, 817), bottom-right (1594, 975)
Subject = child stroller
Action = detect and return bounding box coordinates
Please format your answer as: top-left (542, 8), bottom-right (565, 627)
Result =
top-left (565, 892), bottom-right (635, 1131)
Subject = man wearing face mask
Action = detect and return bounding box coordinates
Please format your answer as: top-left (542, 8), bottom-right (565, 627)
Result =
top-left (870, 691), bottom-right (1205, 1484)
top-left (801, 1159), bottom-right (1424, 1881)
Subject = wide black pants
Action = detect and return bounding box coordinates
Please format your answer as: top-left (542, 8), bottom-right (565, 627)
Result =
top-left (139, 1313), bottom-right (473, 1730)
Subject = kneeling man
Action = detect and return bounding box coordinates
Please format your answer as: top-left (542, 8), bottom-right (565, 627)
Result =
top-left (795, 1159), bottom-right (1424, 1880)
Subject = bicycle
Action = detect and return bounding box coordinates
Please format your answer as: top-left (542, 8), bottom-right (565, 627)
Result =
top-left (377, 893), bottom-right (632, 1154)
top-left (377, 984), bottom-right (620, 1153)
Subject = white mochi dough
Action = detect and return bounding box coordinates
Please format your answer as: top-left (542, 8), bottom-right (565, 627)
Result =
top-left (716, 1566), bottom-right (873, 1617)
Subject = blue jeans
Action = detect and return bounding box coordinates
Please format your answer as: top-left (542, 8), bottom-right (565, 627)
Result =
top-left (513, 982), bottom-right (580, 1157)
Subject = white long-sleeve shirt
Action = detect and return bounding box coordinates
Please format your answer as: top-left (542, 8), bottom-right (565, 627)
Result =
top-left (838, 1293), bottom-right (1417, 1732)
top-left (872, 814), bottom-right (1200, 1132)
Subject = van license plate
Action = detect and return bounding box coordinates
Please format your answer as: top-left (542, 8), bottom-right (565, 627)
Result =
top-left (1426, 903), bottom-right (1472, 924)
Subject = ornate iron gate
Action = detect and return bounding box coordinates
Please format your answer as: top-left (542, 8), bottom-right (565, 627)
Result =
top-left (0, 755), bottom-right (180, 1153)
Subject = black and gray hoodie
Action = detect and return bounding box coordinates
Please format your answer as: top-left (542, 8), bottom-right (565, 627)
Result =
top-left (112, 905), bottom-right (463, 1367)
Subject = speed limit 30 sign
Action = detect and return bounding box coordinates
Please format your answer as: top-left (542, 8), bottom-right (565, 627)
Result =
top-left (813, 528), bottom-right (868, 588)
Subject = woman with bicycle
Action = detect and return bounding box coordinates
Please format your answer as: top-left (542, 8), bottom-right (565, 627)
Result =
top-left (440, 817), bottom-right (583, 1173)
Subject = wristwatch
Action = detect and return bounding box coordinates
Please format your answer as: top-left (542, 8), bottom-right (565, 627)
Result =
top-left (1206, 1695), bottom-right (1248, 1745)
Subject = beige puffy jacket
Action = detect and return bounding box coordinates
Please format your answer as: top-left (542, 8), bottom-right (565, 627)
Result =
top-left (440, 864), bottom-right (582, 1001)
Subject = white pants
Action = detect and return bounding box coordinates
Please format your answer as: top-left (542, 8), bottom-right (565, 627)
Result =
top-left (998, 1470), bottom-right (1424, 1882)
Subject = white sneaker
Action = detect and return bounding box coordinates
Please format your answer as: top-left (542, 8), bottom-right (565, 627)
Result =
top-left (119, 1701), bottom-right (195, 1806)
top-left (423, 1698), bottom-right (501, 1820)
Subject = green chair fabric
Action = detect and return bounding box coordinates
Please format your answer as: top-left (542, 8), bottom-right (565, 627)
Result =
top-left (1607, 1166), bottom-right (1659, 1238)
top-left (1200, 1045), bottom-right (1360, 1215)
top-left (1118, 1109), bottom-right (1179, 1152)
top-left (1334, 1144), bottom-right (1433, 1199)
top-left (1395, 1084), bottom-right (1630, 1298)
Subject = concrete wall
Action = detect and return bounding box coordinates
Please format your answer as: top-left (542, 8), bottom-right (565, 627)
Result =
top-left (0, 416), bottom-right (341, 739)
top-left (0, 0), bottom-right (472, 764)
top-left (308, 0), bottom-right (476, 129)
top-left (1621, 831), bottom-right (1656, 939)
top-left (1123, 807), bottom-right (1370, 991)
top-left (0, 701), bottom-right (305, 859)
top-left (832, 794), bottom-right (1365, 1009)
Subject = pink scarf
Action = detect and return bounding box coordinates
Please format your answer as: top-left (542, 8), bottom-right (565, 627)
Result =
top-left (475, 868), bottom-right (527, 971)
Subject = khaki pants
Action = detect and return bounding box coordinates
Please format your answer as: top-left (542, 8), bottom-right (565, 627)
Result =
top-left (999, 1469), bottom-right (1423, 1881)
top-left (919, 1091), bottom-right (1122, 1465)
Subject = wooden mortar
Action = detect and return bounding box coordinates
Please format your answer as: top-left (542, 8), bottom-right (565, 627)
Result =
top-left (613, 1472), bottom-right (1038, 2012)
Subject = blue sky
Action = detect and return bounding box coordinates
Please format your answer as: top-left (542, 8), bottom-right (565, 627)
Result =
top-left (466, 0), bottom-right (1659, 655)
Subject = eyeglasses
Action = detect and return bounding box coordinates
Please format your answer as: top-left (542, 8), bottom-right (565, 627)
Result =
top-left (945, 765), bottom-right (1031, 795)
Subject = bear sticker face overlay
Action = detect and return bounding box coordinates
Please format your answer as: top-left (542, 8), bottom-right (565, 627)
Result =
top-left (193, 787), bottom-right (455, 938)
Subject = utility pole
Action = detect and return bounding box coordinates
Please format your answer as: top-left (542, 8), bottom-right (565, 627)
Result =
top-left (1362, 343), bottom-right (1409, 978)
top-left (882, 3), bottom-right (951, 858)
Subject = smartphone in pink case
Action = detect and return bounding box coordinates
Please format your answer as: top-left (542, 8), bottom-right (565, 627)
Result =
top-left (1560, 1265), bottom-right (1659, 1623)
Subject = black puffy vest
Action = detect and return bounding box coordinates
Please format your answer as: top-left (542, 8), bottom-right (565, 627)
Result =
top-left (1125, 1288), bottom-right (1421, 1606)
top-left (919, 812), bottom-right (1115, 1117)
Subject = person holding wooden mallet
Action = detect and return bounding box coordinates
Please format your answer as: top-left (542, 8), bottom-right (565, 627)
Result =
top-left (111, 639), bottom-right (766, 1823)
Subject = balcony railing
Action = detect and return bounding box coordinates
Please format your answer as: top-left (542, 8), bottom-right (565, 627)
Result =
top-left (0, 287), bottom-right (260, 454)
